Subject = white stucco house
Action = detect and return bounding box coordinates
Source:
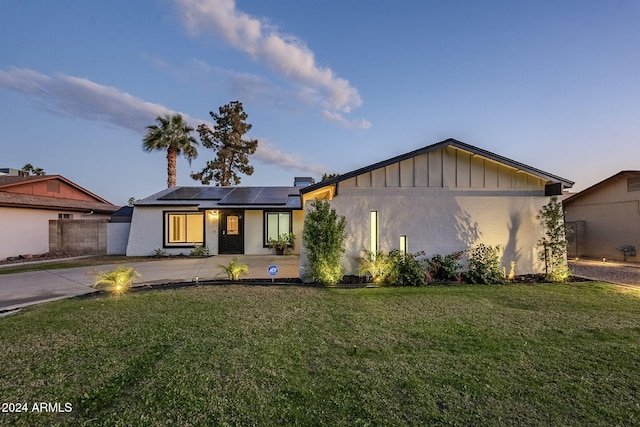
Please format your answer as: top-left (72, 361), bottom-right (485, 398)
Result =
top-left (299, 138), bottom-right (574, 276)
top-left (126, 138), bottom-right (573, 277)
top-left (126, 186), bottom-right (305, 256)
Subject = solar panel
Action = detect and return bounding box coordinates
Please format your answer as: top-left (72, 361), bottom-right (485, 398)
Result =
top-left (195, 187), bottom-right (232, 200)
top-left (158, 187), bottom-right (202, 200)
top-left (217, 187), bottom-right (290, 205)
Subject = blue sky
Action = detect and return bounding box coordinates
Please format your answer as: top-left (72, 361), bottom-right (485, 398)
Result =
top-left (1, 0), bottom-right (638, 205)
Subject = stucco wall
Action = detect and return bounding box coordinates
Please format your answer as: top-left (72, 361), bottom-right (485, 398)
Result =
top-left (300, 187), bottom-right (549, 279)
top-left (0, 207), bottom-right (109, 259)
top-left (564, 176), bottom-right (640, 261)
top-left (107, 223), bottom-right (131, 255)
top-left (127, 206), bottom-right (303, 256)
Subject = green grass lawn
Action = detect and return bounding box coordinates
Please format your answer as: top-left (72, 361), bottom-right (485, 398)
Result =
top-left (0, 256), bottom-right (157, 275)
top-left (1, 283), bottom-right (639, 426)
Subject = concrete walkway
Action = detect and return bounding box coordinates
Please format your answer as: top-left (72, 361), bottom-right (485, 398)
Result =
top-left (569, 258), bottom-right (640, 288)
top-left (0, 255), bottom-right (300, 313)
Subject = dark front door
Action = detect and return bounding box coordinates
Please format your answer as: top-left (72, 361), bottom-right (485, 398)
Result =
top-left (219, 210), bottom-right (244, 254)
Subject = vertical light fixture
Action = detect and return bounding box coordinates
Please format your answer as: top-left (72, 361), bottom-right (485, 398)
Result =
top-left (400, 235), bottom-right (408, 254)
top-left (370, 211), bottom-right (378, 253)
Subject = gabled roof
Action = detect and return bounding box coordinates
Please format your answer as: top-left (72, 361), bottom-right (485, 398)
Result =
top-left (562, 171), bottom-right (640, 205)
top-left (0, 175), bottom-right (113, 204)
top-left (136, 186), bottom-right (302, 210)
top-left (0, 175), bottom-right (118, 213)
top-left (300, 138), bottom-right (574, 194)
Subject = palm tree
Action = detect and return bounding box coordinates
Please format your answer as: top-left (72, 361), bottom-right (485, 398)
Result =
top-left (143, 114), bottom-right (198, 188)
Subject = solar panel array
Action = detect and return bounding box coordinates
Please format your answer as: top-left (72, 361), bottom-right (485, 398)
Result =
top-left (158, 186), bottom-right (299, 205)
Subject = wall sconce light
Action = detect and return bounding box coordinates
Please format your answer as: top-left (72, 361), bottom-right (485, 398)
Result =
top-left (209, 210), bottom-right (219, 220)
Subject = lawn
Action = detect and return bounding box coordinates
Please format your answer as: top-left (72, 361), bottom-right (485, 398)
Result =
top-left (0, 256), bottom-right (158, 275)
top-left (0, 283), bottom-right (639, 426)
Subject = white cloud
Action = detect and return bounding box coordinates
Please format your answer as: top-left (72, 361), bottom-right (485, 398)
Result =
top-left (255, 140), bottom-right (326, 176)
top-left (175, 0), bottom-right (369, 126)
top-left (0, 67), bottom-right (324, 174)
top-left (0, 67), bottom-right (197, 133)
top-left (322, 110), bottom-right (372, 130)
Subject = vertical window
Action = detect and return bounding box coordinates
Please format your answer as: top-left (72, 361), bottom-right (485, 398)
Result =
top-left (264, 212), bottom-right (292, 244)
top-left (227, 215), bottom-right (239, 235)
top-left (165, 212), bottom-right (204, 246)
top-left (370, 211), bottom-right (378, 253)
top-left (400, 235), bottom-right (408, 254)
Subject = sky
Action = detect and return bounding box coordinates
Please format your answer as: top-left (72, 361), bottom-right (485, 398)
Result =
top-left (1, 0), bottom-right (638, 205)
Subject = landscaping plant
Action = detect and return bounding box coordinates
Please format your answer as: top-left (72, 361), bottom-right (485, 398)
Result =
top-left (387, 250), bottom-right (428, 286)
top-left (190, 245), bottom-right (210, 257)
top-left (428, 251), bottom-right (463, 282)
top-left (537, 197), bottom-right (570, 282)
top-left (93, 266), bottom-right (141, 295)
top-left (302, 200), bottom-right (346, 285)
top-left (463, 244), bottom-right (504, 284)
top-left (356, 249), bottom-right (392, 283)
top-left (218, 258), bottom-right (248, 280)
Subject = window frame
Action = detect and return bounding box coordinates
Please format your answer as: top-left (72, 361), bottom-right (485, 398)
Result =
top-left (163, 210), bottom-right (205, 248)
top-left (263, 210), bottom-right (293, 247)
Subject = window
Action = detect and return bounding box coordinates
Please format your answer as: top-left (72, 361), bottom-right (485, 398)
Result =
top-left (264, 212), bottom-right (292, 245)
top-left (400, 235), bottom-right (408, 254)
top-left (165, 212), bottom-right (204, 246)
top-left (58, 213), bottom-right (73, 219)
top-left (370, 211), bottom-right (379, 253)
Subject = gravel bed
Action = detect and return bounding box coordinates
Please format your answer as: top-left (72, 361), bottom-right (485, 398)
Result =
top-left (569, 259), bottom-right (640, 286)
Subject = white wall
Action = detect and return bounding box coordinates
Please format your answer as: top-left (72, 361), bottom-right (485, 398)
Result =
top-left (302, 187), bottom-right (548, 277)
top-left (0, 207), bottom-right (110, 260)
top-left (127, 207), bottom-right (304, 256)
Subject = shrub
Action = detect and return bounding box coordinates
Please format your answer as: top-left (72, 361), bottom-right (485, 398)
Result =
top-left (218, 258), bottom-right (248, 280)
top-left (151, 248), bottom-right (168, 257)
top-left (356, 250), bottom-right (392, 283)
top-left (93, 266), bottom-right (140, 295)
top-left (463, 244), bottom-right (504, 284)
top-left (302, 200), bottom-right (346, 285)
top-left (387, 250), bottom-right (428, 286)
top-left (537, 197), bottom-right (570, 282)
top-left (190, 245), bottom-right (210, 257)
top-left (428, 251), bottom-right (463, 282)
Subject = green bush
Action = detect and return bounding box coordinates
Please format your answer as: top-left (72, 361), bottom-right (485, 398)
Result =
top-left (356, 250), bottom-right (392, 283)
top-left (93, 266), bottom-right (141, 295)
top-left (302, 200), bottom-right (346, 285)
top-left (428, 251), bottom-right (463, 282)
top-left (387, 250), bottom-right (428, 286)
top-left (190, 245), bottom-right (210, 257)
top-left (463, 244), bottom-right (504, 284)
top-left (218, 258), bottom-right (248, 280)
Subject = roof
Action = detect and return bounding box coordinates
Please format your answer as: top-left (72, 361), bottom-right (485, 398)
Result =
top-left (0, 192), bottom-right (119, 213)
top-left (0, 175), bottom-right (113, 204)
top-left (0, 175), bottom-right (118, 213)
top-left (136, 186), bottom-right (302, 210)
top-left (300, 138), bottom-right (574, 194)
top-left (563, 171), bottom-right (640, 205)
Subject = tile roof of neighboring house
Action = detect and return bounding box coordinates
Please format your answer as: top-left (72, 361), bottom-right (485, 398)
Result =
top-left (300, 138), bottom-right (574, 194)
top-left (137, 186), bottom-right (302, 210)
top-left (563, 171), bottom-right (640, 205)
top-left (0, 175), bottom-right (119, 213)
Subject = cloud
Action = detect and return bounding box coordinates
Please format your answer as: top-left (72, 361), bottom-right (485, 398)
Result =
top-left (322, 110), bottom-right (372, 130)
top-left (175, 0), bottom-right (369, 127)
top-left (0, 67), bottom-right (198, 133)
top-left (0, 67), bottom-right (324, 174)
top-left (255, 140), bottom-right (326, 175)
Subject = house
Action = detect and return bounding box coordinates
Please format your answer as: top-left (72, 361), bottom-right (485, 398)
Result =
top-left (0, 171), bottom-right (119, 259)
top-left (563, 171), bottom-right (640, 261)
top-left (299, 138), bottom-right (574, 276)
top-left (126, 186), bottom-right (304, 256)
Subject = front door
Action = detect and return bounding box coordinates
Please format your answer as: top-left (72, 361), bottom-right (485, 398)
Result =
top-left (219, 210), bottom-right (244, 254)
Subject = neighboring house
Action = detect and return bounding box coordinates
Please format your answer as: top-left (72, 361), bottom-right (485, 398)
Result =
top-left (563, 171), bottom-right (640, 261)
top-left (0, 171), bottom-right (119, 259)
top-left (126, 186), bottom-right (304, 256)
top-left (299, 138), bottom-right (574, 276)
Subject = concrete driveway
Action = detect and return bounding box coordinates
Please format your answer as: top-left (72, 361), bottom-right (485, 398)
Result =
top-left (569, 259), bottom-right (640, 288)
top-left (0, 255), bottom-right (300, 312)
